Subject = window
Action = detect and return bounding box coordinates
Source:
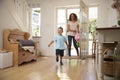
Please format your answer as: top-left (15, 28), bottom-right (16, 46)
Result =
top-left (67, 8), bottom-right (80, 21)
top-left (88, 7), bottom-right (98, 55)
top-left (57, 7), bottom-right (80, 36)
top-left (57, 9), bottom-right (66, 36)
top-left (32, 8), bottom-right (41, 36)
top-left (57, 7), bottom-right (80, 56)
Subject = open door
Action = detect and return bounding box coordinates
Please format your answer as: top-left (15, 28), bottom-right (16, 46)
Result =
top-left (79, 0), bottom-right (89, 59)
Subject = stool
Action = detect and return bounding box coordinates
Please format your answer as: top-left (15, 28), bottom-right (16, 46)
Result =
top-left (0, 52), bottom-right (13, 69)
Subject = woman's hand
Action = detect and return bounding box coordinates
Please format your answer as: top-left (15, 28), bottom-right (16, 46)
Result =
top-left (67, 24), bottom-right (76, 32)
top-left (48, 44), bottom-right (51, 47)
top-left (69, 29), bottom-right (76, 32)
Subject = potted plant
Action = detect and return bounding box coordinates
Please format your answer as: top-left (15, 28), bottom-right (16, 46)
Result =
top-left (89, 19), bottom-right (97, 39)
top-left (118, 20), bottom-right (120, 27)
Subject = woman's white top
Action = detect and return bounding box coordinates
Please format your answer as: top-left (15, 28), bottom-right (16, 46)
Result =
top-left (67, 21), bottom-right (79, 36)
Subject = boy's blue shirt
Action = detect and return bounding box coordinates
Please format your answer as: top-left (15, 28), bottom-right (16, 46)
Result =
top-left (54, 34), bottom-right (67, 50)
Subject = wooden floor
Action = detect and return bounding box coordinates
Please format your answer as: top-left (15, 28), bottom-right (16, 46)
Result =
top-left (0, 57), bottom-right (98, 80)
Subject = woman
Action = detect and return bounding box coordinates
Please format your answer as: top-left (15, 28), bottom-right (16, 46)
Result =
top-left (67, 13), bottom-right (79, 57)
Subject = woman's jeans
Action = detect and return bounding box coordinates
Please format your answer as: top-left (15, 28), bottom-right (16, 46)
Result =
top-left (68, 35), bottom-right (79, 56)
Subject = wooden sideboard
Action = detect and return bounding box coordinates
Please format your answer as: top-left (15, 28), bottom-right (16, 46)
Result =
top-left (96, 27), bottom-right (120, 80)
top-left (96, 27), bottom-right (120, 43)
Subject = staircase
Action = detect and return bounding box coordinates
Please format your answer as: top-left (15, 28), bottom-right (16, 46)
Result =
top-left (3, 0), bottom-right (29, 31)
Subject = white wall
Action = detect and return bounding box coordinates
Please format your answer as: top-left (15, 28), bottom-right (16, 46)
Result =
top-left (0, 0), bottom-right (118, 56)
top-left (0, 2), bottom-right (17, 49)
top-left (97, 0), bottom-right (117, 27)
top-left (27, 0), bottom-right (80, 56)
top-left (0, 0), bottom-right (30, 49)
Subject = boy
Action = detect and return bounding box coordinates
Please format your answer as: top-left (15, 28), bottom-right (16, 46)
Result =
top-left (48, 27), bottom-right (68, 65)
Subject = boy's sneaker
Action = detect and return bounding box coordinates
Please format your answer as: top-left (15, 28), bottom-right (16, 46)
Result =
top-left (56, 57), bottom-right (59, 62)
top-left (60, 61), bottom-right (63, 65)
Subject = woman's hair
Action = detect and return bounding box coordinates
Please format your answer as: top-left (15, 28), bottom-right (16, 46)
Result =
top-left (69, 13), bottom-right (78, 21)
top-left (58, 27), bottom-right (63, 31)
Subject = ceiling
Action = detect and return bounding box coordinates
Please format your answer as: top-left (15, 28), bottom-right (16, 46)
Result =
top-left (83, 0), bottom-right (100, 6)
top-left (26, 0), bottom-right (101, 6)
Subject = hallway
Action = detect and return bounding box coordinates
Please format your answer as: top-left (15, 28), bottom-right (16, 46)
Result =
top-left (0, 57), bottom-right (97, 80)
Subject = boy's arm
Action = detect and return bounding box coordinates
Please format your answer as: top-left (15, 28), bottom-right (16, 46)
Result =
top-left (48, 40), bottom-right (54, 47)
top-left (65, 41), bottom-right (68, 48)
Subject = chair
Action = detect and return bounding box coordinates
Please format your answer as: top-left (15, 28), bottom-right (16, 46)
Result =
top-left (3, 29), bottom-right (37, 66)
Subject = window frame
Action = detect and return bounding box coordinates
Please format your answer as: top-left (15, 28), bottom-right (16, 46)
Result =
top-left (31, 8), bottom-right (41, 37)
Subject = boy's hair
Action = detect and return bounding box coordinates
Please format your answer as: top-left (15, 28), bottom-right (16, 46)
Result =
top-left (58, 27), bottom-right (63, 31)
